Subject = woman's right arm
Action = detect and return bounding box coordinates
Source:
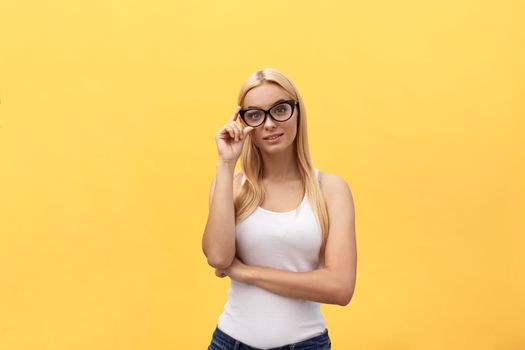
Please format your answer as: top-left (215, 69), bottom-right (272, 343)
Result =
top-left (202, 105), bottom-right (254, 269)
top-left (202, 160), bottom-right (237, 269)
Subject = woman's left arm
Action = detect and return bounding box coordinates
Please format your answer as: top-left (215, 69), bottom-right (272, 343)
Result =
top-left (216, 174), bottom-right (357, 306)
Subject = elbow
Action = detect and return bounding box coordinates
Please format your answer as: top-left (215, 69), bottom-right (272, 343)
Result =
top-left (202, 241), bottom-right (235, 269)
top-left (337, 292), bottom-right (353, 306)
top-left (206, 254), bottom-right (234, 269)
top-left (335, 286), bottom-right (354, 306)
top-left (325, 268), bottom-right (355, 306)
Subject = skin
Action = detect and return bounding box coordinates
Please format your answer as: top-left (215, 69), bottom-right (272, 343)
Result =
top-left (214, 82), bottom-right (357, 306)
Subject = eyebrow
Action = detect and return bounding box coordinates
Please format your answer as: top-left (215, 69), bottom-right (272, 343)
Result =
top-left (245, 98), bottom-right (288, 109)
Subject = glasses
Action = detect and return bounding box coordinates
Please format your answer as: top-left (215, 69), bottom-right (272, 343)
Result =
top-left (239, 99), bottom-right (298, 127)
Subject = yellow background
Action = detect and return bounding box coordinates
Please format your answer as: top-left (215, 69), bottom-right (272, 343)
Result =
top-left (1, 0), bottom-right (524, 349)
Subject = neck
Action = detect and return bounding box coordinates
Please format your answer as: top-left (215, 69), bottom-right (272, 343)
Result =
top-left (260, 144), bottom-right (300, 182)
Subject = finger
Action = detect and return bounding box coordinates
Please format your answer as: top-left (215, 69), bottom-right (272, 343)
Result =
top-left (224, 126), bottom-right (235, 140)
top-left (242, 126), bottom-right (255, 138)
top-left (228, 123), bottom-right (238, 142)
top-left (231, 123), bottom-right (242, 142)
top-left (229, 106), bottom-right (242, 122)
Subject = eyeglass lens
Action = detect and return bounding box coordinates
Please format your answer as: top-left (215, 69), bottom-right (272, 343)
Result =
top-left (243, 103), bottom-right (293, 127)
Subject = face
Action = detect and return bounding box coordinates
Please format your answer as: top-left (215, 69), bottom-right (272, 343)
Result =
top-left (240, 82), bottom-right (298, 154)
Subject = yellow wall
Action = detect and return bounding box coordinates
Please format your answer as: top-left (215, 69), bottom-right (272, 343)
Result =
top-left (1, 1), bottom-right (523, 349)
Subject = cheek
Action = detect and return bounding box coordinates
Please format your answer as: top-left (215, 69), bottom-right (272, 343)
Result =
top-left (285, 122), bottom-right (297, 138)
top-left (253, 131), bottom-right (264, 142)
top-left (250, 132), bottom-right (264, 146)
top-left (287, 129), bottom-right (297, 143)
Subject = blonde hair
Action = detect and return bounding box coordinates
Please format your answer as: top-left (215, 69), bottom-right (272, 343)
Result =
top-left (233, 67), bottom-right (330, 267)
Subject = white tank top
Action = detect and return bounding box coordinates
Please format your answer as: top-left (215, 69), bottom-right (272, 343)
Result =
top-left (217, 167), bottom-right (326, 349)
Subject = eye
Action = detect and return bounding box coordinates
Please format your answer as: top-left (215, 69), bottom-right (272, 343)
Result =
top-left (271, 103), bottom-right (291, 117)
top-left (246, 110), bottom-right (262, 120)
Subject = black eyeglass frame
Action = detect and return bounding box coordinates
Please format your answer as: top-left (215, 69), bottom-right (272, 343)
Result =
top-left (239, 99), bottom-right (299, 127)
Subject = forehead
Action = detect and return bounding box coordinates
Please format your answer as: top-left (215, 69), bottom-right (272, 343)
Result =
top-left (243, 82), bottom-right (291, 109)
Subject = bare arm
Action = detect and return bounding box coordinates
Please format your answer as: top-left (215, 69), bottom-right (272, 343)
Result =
top-left (220, 173), bottom-right (357, 307)
top-left (202, 159), bottom-right (238, 269)
top-left (246, 265), bottom-right (346, 305)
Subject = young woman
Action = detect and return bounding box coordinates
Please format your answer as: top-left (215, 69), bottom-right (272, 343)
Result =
top-left (202, 68), bottom-right (357, 350)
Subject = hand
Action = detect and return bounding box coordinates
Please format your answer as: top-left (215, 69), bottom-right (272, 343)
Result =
top-left (215, 106), bottom-right (255, 164)
top-left (215, 256), bottom-right (252, 283)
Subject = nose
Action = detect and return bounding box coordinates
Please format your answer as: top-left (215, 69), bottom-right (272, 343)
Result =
top-left (263, 112), bottom-right (277, 130)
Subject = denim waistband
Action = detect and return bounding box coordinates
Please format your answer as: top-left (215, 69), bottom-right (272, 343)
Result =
top-left (210, 324), bottom-right (330, 350)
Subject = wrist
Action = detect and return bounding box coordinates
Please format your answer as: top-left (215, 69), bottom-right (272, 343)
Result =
top-left (243, 265), bottom-right (257, 284)
top-left (216, 159), bottom-right (236, 169)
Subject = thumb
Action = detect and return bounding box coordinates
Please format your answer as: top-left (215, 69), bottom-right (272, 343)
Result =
top-left (243, 126), bottom-right (255, 135)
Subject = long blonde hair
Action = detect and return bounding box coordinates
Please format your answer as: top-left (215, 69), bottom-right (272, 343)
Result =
top-left (233, 67), bottom-right (330, 267)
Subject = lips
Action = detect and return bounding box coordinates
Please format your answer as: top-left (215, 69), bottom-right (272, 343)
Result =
top-left (263, 133), bottom-right (284, 140)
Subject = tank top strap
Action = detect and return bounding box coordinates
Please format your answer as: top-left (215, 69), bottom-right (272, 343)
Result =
top-left (240, 172), bottom-right (247, 186)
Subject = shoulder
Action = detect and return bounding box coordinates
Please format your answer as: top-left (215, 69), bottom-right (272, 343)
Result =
top-left (318, 171), bottom-right (350, 192)
top-left (318, 171), bottom-right (354, 206)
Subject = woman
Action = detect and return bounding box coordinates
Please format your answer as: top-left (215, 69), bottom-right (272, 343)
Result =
top-left (202, 68), bottom-right (357, 350)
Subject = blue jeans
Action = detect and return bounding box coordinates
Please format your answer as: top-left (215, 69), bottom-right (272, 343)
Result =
top-left (208, 324), bottom-right (331, 350)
